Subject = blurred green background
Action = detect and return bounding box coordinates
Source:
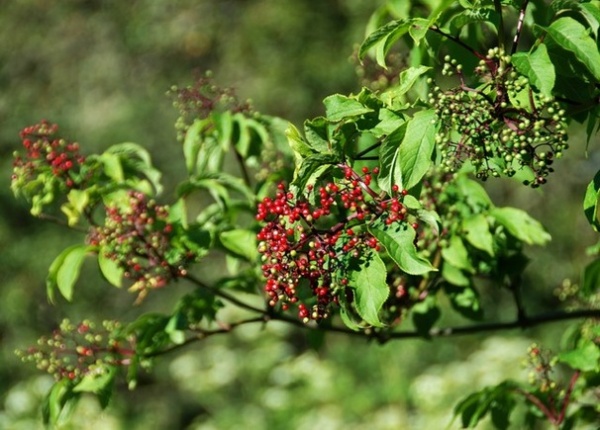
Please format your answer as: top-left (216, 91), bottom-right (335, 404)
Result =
top-left (1, 1), bottom-right (598, 429)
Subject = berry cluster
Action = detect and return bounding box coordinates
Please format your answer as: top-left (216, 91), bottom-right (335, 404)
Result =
top-left (88, 192), bottom-right (195, 302)
top-left (169, 73), bottom-right (251, 141)
top-left (16, 319), bottom-right (132, 383)
top-left (431, 48), bottom-right (568, 187)
top-left (524, 343), bottom-right (558, 393)
top-left (12, 120), bottom-right (86, 190)
top-left (256, 165), bottom-right (410, 322)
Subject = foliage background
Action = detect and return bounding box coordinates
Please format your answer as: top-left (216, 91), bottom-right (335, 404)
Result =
top-left (0, 1), bottom-right (597, 428)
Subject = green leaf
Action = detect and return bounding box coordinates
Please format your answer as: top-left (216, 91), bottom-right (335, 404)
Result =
top-left (491, 207), bottom-right (551, 245)
top-left (323, 94), bottom-right (374, 122)
top-left (104, 142), bottom-right (163, 194)
top-left (349, 252), bottom-right (389, 327)
top-left (442, 236), bottom-right (474, 272)
top-left (558, 340), bottom-right (600, 371)
top-left (582, 258), bottom-right (600, 297)
top-left (381, 66), bottom-right (432, 107)
top-left (452, 382), bottom-right (517, 429)
top-left (291, 153), bottom-right (338, 195)
top-left (397, 109), bottom-right (438, 191)
top-left (359, 20), bottom-right (411, 67)
top-left (47, 245), bottom-right (90, 302)
top-left (369, 223), bottom-right (436, 275)
top-left (183, 118), bottom-right (210, 175)
top-left (219, 229), bottom-right (258, 261)
top-left (512, 44), bottom-right (555, 97)
top-left (339, 301), bottom-right (364, 331)
top-left (445, 284), bottom-right (483, 320)
top-left (455, 174), bottom-right (492, 208)
top-left (462, 214), bottom-right (495, 256)
top-left (408, 18), bottom-right (429, 44)
top-left (378, 124), bottom-right (406, 193)
top-left (73, 364), bottom-right (117, 394)
top-left (60, 189), bottom-right (90, 226)
top-left (442, 263), bottom-right (471, 287)
top-left (584, 170), bottom-right (600, 231)
top-left (165, 312), bottom-right (187, 345)
top-left (304, 117), bottom-right (332, 153)
top-left (411, 295), bottom-right (440, 336)
top-left (42, 380), bottom-right (79, 426)
top-left (99, 152), bottom-right (124, 182)
top-left (98, 252), bottom-right (124, 288)
top-left (544, 17), bottom-right (600, 81)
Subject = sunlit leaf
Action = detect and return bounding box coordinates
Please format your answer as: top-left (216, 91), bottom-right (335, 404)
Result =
top-left (369, 223), bottom-right (436, 275)
top-left (349, 251), bottom-right (389, 327)
top-left (491, 207), bottom-right (551, 245)
top-left (544, 17), bottom-right (600, 81)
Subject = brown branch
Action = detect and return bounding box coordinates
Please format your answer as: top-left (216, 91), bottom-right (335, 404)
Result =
top-left (516, 388), bottom-right (558, 424)
top-left (557, 371), bottom-right (581, 424)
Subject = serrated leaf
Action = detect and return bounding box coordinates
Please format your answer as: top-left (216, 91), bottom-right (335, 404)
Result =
top-left (98, 251), bottom-right (123, 288)
top-left (584, 170), bottom-right (600, 231)
top-left (349, 252), bottom-right (389, 327)
top-left (220, 229), bottom-right (258, 261)
top-left (558, 340), bottom-right (600, 371)
top-left (491, 207), bottom-right (551, 245)
top-left (397, 109), bottom-right (438, 191)
top-left (323, 94), bottom-right (374, 122)
top-left (512, 44), bottom-right (555, 97)
top-left (462, 214), bottom-right (494, 256)
top-left (369, 224), bottom-right (436, 275)
top-left (544, 17), bottom-right (600, 81)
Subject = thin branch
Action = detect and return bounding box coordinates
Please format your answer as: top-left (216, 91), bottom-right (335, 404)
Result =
top-left (354, 140), bottom-right (383, 159)
top-left (37, 213), bottom-right (89, 233)
top-left (511, 0), bottom-right (529, 55)
top-left (516, 388), bottom-right (558, 424)
top-left (557, 371), bottom-right (580, 424)
top-left (429, 26), bottom-right (484, 59)
top-left (234, 148), bottom-right (253, 189)
top-left (494, 0), bottom-right (506, 52)
top-left (183, 272), bottom-right (266, 314)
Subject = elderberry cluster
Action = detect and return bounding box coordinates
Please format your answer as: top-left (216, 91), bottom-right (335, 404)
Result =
top-left (12, 120), bottom-right (86, 191)
top-left (431, 48), bottom-right (569, 187)
top-left (256, 165), bottom-right (410, 322)
top-left (88, 192), bottom-right (196, 302)
top-left (169, 72), bottom-right (251, 141)
top-left (16, 319), bottom-right (132, 383)
top-left (524, 344), bottom-right (558, 393)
